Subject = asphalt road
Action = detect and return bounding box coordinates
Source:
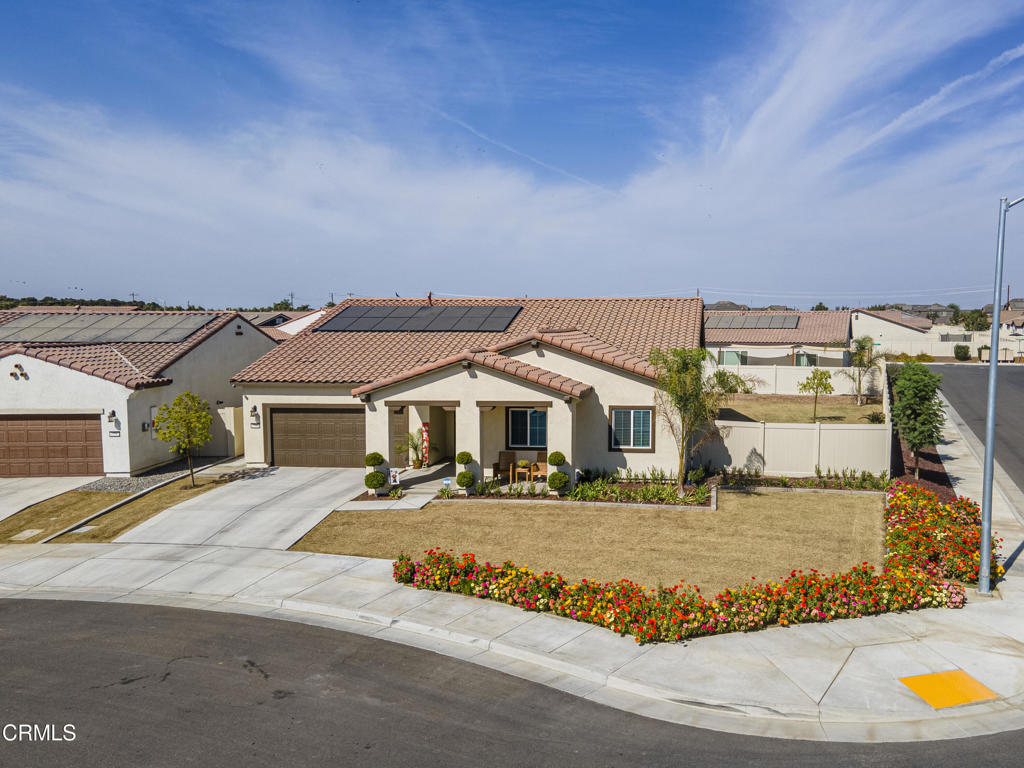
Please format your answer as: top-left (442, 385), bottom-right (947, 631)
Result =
top-left (1, 600), bottom-right (1023, 767)
top-left (931, 364), bottom-right (1024, 490)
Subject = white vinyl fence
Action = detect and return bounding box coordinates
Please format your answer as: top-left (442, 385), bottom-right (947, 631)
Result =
top-left (713, 364), bottom-right (883, 397)
top-left (695, 369), bottom-right (893, 477)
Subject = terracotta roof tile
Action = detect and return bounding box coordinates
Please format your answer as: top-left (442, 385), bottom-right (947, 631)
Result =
top-left (704, 310), bottom-right (851, 345)
top-left (0, 311), bottom-right (239, 389)
top-left (351, 350), bottom-right (592, 398)
top-left (234, 296), bottom-right (703, 384)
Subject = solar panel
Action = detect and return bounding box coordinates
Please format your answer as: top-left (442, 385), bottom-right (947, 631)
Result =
top-left (315, 305), bottom-right (523, 333)
top-left (0, 313), bottom-right (212, 344)
top-left (782, 316), bottom-right (799, 329)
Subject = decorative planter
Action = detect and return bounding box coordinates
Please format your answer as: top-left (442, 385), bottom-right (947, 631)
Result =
top-left (412, 460), bottom-right (423, 469)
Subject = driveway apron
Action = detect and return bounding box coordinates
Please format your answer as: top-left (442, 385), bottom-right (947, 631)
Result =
top-left (114, 467), bottom-right (363, 549)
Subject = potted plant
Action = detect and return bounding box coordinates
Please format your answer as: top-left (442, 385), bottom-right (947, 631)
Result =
top-left (456, 470), bottom-right (475, 496)
top-left (547, 471), bottom-right (570, 497)
top-left (396, 429), bottom-right (425, 469)
top-left (364, 470), bottom-right (387, 497)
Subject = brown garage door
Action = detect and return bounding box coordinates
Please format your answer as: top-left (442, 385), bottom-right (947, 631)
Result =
top-left (270, 408), bottom-right (365, 468)
top-left (0, 414), bottom-right (104, 477)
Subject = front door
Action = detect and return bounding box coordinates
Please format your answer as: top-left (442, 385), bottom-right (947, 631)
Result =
top-left (389, 407), bottom-right (409, 467)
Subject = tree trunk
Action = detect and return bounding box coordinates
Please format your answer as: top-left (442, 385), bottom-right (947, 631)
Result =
top-left (813, 393), bottom-right (818, 422)
top-left (187, 450), bottom-right (195, 488)
top-left (914, 450), bottom-right (920, 480)
top-left (857, 370), bottom-right (863, 406)
top-left (678, 426), bottom-right (689, 493)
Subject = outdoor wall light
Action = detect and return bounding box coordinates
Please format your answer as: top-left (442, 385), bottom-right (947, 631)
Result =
top-left (107, 409), bottom-right (117, 423)
top-left (249, 405), bottom-right (258, 417)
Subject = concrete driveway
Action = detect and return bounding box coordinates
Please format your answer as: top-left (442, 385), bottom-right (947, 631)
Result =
top-left (115, 467), bottom-right (364, 549)
top-left (0, 476), bottom-right (100, 523)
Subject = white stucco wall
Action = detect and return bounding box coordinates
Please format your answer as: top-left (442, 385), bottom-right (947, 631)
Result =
top-left (0, 353), bottom-right (133, 474)
top-left (706, 345), bottom-right (848, 366)
top-left (125, 319), bottom-right (276, 474)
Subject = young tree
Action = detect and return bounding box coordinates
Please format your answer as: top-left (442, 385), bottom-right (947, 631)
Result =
top-left (153, 391), bottom-right (213, 487)
top-left (948, 303), bottom-right (962, 324)
top-left (960, 309), bottom-right (991, 332)
top-left (837, 335), bottom-right (886, 406)
top-left (891, 362), bottom-right (945, 479)
top-left (649, 348), bottom-right (729, 491)
top-left (797, 369), bottom-right (834, 421)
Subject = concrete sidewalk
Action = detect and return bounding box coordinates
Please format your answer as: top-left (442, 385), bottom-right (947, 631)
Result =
top-left (2, 399), bottom-right (1024, 743)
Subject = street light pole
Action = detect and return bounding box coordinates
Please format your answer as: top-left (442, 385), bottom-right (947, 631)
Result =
top-left (980, 194), bottom-right (1024, 594)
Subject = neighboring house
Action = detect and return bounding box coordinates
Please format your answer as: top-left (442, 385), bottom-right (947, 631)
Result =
top-left (704, 300), bottom-right (750, 311)
top-left (851, 308), bottom-right (982, 357)
top-left (703, 310), bottom-right (851, 366)
top-left (999, 309), bottom-right (1024, 335)
top-left (243, 310), bottom-right (310, 328)
top-left (231, 297), bottom-right (704, 479)
top-left (0, 310), bottom-right (276, 477)
top-left (984, 299), bottom-right (1024, 316)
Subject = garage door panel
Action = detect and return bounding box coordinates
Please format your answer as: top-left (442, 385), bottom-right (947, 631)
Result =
top-left (271, 409), bottom-right (365, 468)
top-left (0, 415), bottom-right (104, 477)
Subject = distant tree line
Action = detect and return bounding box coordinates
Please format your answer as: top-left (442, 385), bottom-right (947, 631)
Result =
top-left (0, 295), bottom-right (196, 311)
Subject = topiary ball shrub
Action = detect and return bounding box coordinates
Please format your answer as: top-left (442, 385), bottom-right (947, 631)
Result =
top-left (365, 471), bottom-right (386, 490)
top-left (548, 471), bottom-right (569, 492)
top-left (547, 451), bottom-right (566, 467)
top-left (456, 470), bottom-right (475, 489)
top-left (953, 344), bottom-right (970, 361)
top-left (456, 451), bottom-right (473, 466)
top-left (364, 452), bottom-right (385, 468)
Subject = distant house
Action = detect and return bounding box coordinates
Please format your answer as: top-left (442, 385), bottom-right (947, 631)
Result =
top-left (704, 310), bottom-right (851, 366)
top-left (0, 309), bottom-right (275, 477)
top-left (704, 300), bottom-right (750, 311)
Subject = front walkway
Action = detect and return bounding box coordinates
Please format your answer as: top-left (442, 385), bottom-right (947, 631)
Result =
top-left (3, 399), bottom-right (1024, 742)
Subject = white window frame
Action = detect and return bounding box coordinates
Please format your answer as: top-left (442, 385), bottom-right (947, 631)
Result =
top-left (507, 408), bottom-right (547, 449)
top-left (610, 407), bottom-right (653, 450)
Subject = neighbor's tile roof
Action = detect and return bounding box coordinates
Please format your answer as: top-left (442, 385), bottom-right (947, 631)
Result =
top-left (0, 311), bottom-right (239, 389)
top-left (704, 310), bottom-right (851, 345)
top-left (8, 305), bottom-right (140, 313)
top-left (855, 308), bottom-right (931, 332)
top-left (352, 350), bottom-right (592, 398)
top-left (233, 296), bottom-right (703, 384)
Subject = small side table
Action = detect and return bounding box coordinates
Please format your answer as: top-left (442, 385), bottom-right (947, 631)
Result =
top-left (513, 466), bottom-right (532, 484)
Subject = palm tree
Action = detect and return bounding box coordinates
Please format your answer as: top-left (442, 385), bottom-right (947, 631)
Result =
top-left (837, 335), bottom-right (886, 406)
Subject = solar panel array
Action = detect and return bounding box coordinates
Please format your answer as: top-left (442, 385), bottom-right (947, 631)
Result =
top-left (704, 314), bottom-right (800, 330)
top-left (316, 305), bottom-right (523, 333)
top-left (0, 313), bottom-right (214, 344)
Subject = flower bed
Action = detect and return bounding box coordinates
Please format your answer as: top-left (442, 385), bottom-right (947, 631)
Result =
top-left (394, 482), bottom-right (1000, 643)
top-left (437, 477), bottom-right (713, 506)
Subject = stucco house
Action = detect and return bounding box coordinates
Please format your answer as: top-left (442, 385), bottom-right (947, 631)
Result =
top-left (231, 297), bottom-right (704, 481)
top-left (0, 309), bottom-right (275, 477)
top-left (704, 310), bottom-right (851, 366)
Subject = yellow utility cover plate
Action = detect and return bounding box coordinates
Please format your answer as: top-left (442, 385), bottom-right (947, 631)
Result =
top-left (899, 669), bottom-right (998, 709)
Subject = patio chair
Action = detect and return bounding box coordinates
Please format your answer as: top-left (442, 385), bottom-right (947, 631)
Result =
top-left (492, 451), bottom-right (516, 483)
top-left (531, 450), bottom-right (548, 481)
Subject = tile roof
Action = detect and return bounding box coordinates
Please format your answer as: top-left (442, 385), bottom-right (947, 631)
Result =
top-left (853, 308), bottom-right (930, 333)
top-left (0, 311), bottom-right (238, 389)
top-left (233, 296), bottom-right (703, 384)
top-left (8, 305), bottom-right (140, 313)
top-left (352, 350), bottom-right (592, 398)
top-left (490, 328), bottom-right (658, 379)
top-left (704, 310), bottom-right (851, 345)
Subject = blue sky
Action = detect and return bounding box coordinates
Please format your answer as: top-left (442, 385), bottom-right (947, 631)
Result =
top-left (2, 1), bottom-right (1024, 309)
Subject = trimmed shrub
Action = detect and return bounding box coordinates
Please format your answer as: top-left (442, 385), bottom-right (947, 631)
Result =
top-left (953, 344), bottom-right (970, 361)
top-left (547, 451), bottom-right (566, 467)
top-left (364, 452), bottom-right (385, 468)
top-left (914, 352), bottom-right (935, 362)
top-left (456, 451), bottom-right (473, 466)
top-left (456, 470), bottom-right (475, 489)
top-left (364, 471), bottom-right (386, 490)
top-left (548, 471), bottom-right (569, 492)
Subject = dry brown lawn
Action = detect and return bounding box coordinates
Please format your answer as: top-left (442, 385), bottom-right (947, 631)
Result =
top-left (292, 489), bottom-right (885, 594)
top-left (720, 393), bottom-right (883, 424)
top-left (51, 475), bottom-right (236, 543)
top-left (0, 491), bottom-right (131, 544)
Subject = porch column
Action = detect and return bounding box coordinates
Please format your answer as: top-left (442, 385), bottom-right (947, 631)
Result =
top-left (547, 398), bottom-right (576, 484)
top-left (364, 402), bottom-right (389, 474)
top-left (457, 404), bottom-right (483, 481)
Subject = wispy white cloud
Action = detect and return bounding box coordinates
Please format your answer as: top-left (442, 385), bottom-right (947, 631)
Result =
top-left (3, 1), bottom-right (1024, 308)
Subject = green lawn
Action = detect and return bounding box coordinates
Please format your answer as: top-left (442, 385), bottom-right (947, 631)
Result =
top-left (719, 394), bottom-right (884, 424)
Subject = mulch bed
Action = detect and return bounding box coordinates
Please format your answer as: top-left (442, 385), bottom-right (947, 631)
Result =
top-left (891, 432), bottom-right (956, 503)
